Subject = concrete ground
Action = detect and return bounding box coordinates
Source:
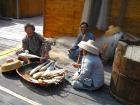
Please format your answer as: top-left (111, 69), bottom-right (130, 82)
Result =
top-left (0, 16), bottom-right (121, 105)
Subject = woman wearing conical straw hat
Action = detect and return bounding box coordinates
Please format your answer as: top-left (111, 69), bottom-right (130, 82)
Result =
top-left (71, 40), bottom-right (104, 90)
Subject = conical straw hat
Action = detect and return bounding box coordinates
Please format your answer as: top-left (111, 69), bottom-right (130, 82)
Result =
top-left (0, 60), bottom-right (22, 72)
top-left (105, 25), bottom-right (121, 37)
top-left (78, 40), bottom-right (99, 55)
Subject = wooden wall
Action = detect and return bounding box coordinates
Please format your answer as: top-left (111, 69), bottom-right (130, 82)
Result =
top-left (0, 0), bottom-right (43, 18)
top-left (0, 0), bottom-right (16, 18)
top-left (43, 0), bottom-right (85, 38)
top-left (109, 0), bottom-right (140, 37)
top-left (18, 0), bottom-right (44, 18)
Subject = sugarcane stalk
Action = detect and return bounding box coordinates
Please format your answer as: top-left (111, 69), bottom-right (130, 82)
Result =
top-left (77, 34), bottom-right (86, 64)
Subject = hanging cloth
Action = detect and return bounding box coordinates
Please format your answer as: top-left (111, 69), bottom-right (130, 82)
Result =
top-left (89, 0), bottom-right (102, 29)
top-left (96, 0), bottom-right (109, 30)
top-left (80, 0), bottom-right (94, 24)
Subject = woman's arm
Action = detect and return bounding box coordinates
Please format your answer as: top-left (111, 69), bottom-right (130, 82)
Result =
top-left (71, 34), bottom-right (82, 50)
top-left (22, 38), bottom-right (28, 51)
top-left (78, 61), bottom-right (92, 81)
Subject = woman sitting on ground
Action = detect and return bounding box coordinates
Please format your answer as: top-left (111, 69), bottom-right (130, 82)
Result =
top-left (71, 40), bottom-right (104, 91)
top-left (16, 23), bottom-right (51, 64)
top-left (68, 22), bottom-right (95, 61)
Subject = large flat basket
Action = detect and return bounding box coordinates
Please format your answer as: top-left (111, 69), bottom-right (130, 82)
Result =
top-left (16, 63), bottom-right (65, 86)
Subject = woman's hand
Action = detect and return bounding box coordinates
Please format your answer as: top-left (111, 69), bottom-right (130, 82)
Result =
top-left (68, 48), bottom-right (73, 53)
top-left (72, 63), bottom-right (81, 68)
top-left (72, 75), bottom-right (78, 80)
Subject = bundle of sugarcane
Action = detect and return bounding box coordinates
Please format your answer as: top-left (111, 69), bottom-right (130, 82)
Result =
top-left (77, 34), bottom-right (86, 64)
top-left (28, 60), bottom-right (65, 84)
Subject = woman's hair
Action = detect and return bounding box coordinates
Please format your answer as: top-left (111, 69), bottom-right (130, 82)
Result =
top-left (24, 23), bottom-right (35, 31)
top-left (80, 22), bottom-right (88, 28)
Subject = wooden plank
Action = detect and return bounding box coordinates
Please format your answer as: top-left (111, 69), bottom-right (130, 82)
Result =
top-left (0, 90), bottom-right (30, 105)
top-left (124, 45), bottom-right (140, 62)
top-left (0, 76), bottom-right (62, 105)
top-left (121, 57), bottom-right (140, 80)
top-left (113, 41), bottom-right (128, 72)
top-left (0, 86), bottom-right (41, 105)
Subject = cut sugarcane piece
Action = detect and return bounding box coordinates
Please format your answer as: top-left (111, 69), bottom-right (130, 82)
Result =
top-left (18, 53), bottom-right (45, 59)
top-left (39, 62), bottom-right (52, 71)
top-left (42, 69), bottom-right (65, 77)
top-left (32, 71), bottom-right (44, 79)
top-left (41, 78), bottom-right (61, 84)
top-left (29, 78), bottom-right (39, 83)
top-left (46, 61), bottom-right (56, 71)
top-left (29, 62), bottom-right (48, 75)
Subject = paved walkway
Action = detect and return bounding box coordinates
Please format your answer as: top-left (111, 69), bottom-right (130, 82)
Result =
top-left (0, 16), bottom-right (43, 40)
top-left (0, 16), bottom-right (121, 105)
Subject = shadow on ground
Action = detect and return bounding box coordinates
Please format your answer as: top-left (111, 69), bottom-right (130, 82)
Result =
top-left (0, 16), bottom-right (43, 28)
top-left (20, 75), bottom-right (120, 105)
top-left (71, 84), bottom-right (121, 105)
top-left (2, 70), bottom-right (20, 80)
top-left (0, 19), bottom-right (16, 28)
top-left (20, 78), bottom-right (71, 97)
